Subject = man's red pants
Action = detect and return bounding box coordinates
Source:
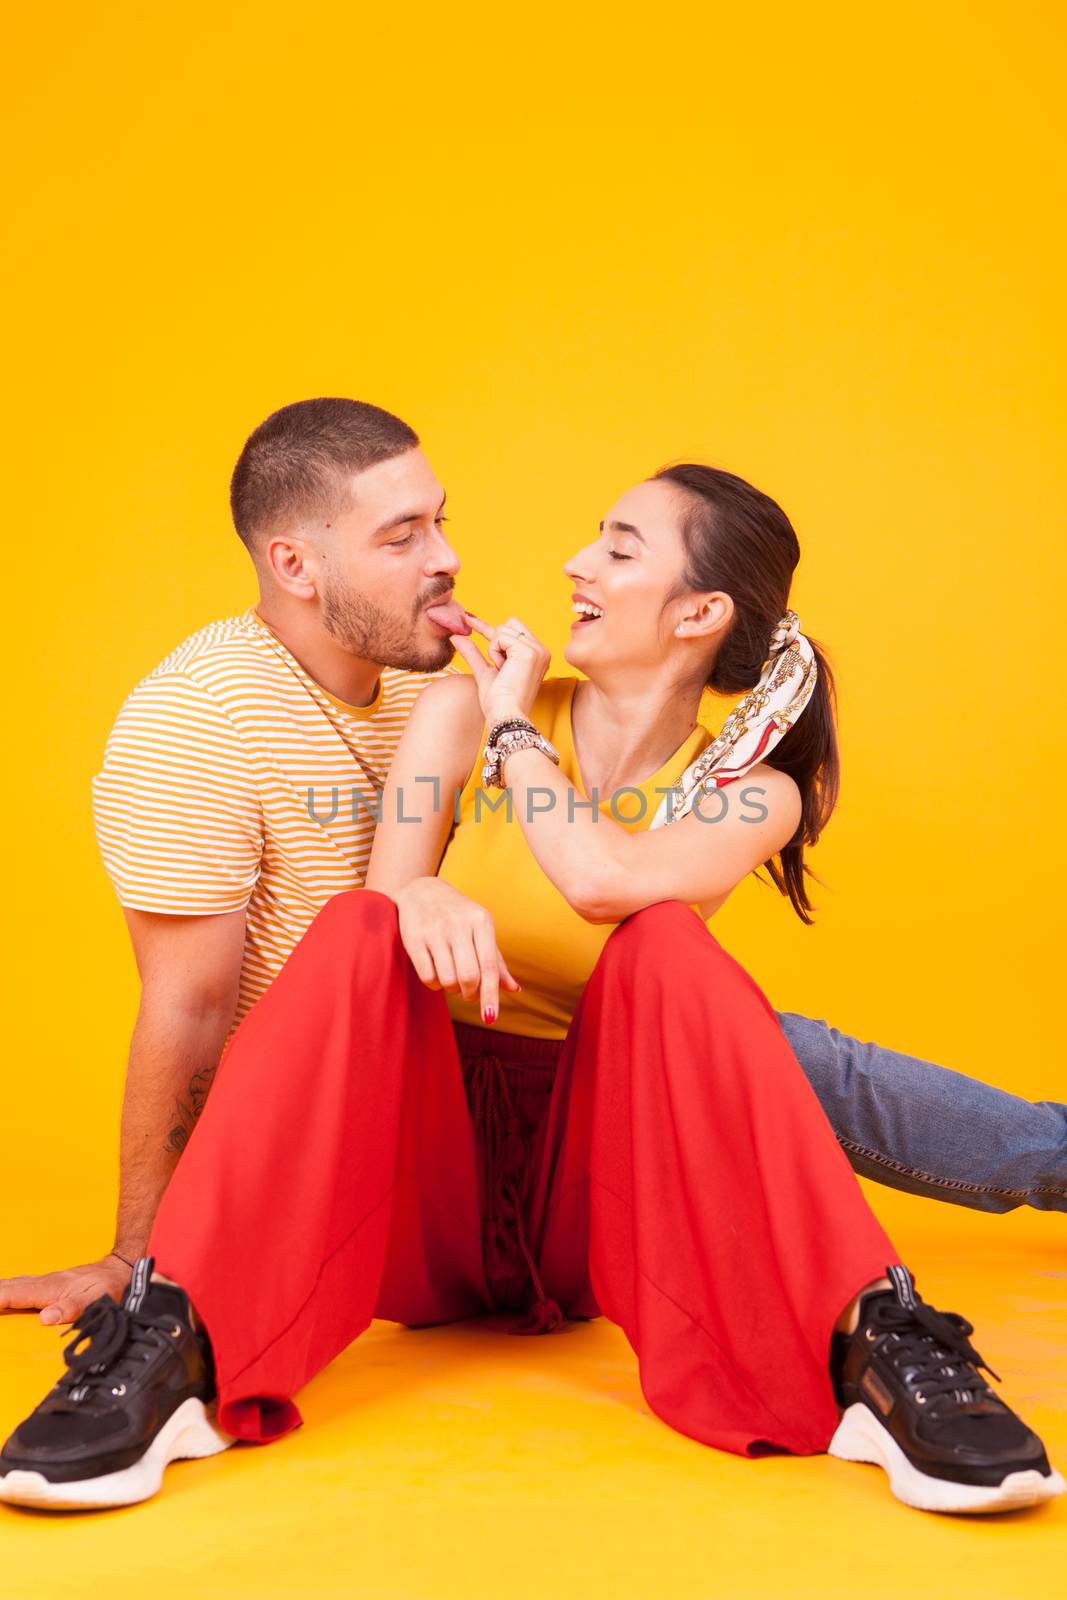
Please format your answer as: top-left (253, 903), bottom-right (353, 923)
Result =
top-left (150, 891), bottom-right (899, 1458)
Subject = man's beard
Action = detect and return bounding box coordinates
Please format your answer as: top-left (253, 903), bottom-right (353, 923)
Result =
top-left (320, 575), bottom-right (455, 673)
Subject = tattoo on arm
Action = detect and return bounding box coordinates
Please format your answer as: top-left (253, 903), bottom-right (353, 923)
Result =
top-left (164, 1064), bottom-right (219, 1155)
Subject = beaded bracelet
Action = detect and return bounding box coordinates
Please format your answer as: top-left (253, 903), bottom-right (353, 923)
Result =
top-left (481, 717), bottom-right (561, 789)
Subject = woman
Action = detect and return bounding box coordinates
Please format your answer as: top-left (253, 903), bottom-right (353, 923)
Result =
top-left (359, 462), bottom-right (1063, 1511)
top-left (2, 466), bottom-right (1060, 1516)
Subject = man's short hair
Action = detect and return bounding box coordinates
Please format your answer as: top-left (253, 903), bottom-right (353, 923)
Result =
top-left (230, 398), bottom-right (419, 548)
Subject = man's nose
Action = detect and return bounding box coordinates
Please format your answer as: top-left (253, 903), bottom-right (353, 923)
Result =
top-left (427, 528), bottom-right (461, 577)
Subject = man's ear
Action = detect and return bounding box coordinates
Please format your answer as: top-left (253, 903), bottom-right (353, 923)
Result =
top-left (674, 590), bottom-right (734, 639)
top-left (262, 533), bottom-right (319, 599)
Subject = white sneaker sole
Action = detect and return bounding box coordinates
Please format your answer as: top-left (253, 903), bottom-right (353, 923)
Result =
top-left (829, 1401), bottom-right (1067, 1514)
top-left (0, 1397), bottom-right (233, 1510)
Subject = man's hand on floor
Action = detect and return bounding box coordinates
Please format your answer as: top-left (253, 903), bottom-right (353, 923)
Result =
top-left (0, 1254), bottom-right (132, 1325)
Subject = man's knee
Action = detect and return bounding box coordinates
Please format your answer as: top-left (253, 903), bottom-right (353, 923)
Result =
top-left (776, 1012), bottom-right (836, 1071)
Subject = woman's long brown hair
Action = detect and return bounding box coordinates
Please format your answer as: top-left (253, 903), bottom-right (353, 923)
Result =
top-left (655, 463), bottom-right (839, 923)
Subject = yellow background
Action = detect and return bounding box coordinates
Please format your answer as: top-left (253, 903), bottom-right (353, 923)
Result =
top-left (2, 2), bottom-right (1064, 1593)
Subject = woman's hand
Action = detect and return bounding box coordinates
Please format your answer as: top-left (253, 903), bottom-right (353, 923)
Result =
top-left (394, 877), bottom-right (520, 1025)
top-left (450, 614), bottom-right (550, 726)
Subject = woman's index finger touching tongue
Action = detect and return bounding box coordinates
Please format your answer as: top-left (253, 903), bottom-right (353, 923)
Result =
top-left (462, 613), bottom-right (497, 639)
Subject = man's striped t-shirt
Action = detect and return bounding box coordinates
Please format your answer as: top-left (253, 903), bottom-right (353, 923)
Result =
top-left (91, 607), bottom-right (448, 1040)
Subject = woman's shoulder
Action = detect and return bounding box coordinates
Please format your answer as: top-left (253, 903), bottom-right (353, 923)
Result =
top-left (741, 759), bottom-right (798, 792)
top-left (734, 762), bottom-right (803, 837)
top-left (414, 668), bottom-right (480, 707)
top-left (406, 670), bottom-right (483, 740)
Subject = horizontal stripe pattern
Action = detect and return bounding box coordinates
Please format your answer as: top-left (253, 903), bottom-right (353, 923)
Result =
top-left (92, 607), bottom-right (449, 1041)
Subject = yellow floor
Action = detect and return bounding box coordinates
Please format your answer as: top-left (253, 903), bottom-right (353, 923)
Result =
top-left (2, 1186), bottom-right (1063, 1600)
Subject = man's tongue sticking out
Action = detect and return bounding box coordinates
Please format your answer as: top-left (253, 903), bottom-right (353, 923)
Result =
top-left (424, 596), bottom-right (471, 636)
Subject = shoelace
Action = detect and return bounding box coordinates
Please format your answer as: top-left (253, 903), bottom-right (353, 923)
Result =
top-left (869, 1294), bottom-right (1001, 1411)
top-left (465, 1050), bottom-right (563, 1336)
top-left (58, 1297), bottom-right (183, 1406)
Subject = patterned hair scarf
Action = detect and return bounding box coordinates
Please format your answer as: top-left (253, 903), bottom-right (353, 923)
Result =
top-left (649, 609), bottom-right (818, 828)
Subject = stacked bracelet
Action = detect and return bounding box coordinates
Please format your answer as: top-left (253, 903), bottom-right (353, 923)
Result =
top-left (482, 716), bottom-right (561, 790)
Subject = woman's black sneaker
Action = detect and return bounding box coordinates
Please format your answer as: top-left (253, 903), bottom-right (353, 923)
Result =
top-left (0, 1256), bottom-right (231, 1509)
top-left (828, 1264), bottom-right (1065, 1513)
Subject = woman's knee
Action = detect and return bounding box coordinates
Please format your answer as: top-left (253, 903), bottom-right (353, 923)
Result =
top-left (600, 900), bottom-right (709, 969)
top-left (592, 901), bottom-right (756, 1011)
top-left (310, 887), bottom-right (402, 947)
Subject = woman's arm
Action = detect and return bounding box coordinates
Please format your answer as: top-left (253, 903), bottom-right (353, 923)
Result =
top-left (450, 617), bottom-right (801, 924)
top-left (365, 673), bottom-right (520, 1024)
top-left (365, 674), bottom-right (484, 896)
top-left (499, 742), bottom-right (801, 922)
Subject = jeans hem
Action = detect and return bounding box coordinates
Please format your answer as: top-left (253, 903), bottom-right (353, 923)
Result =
top-left (837, 1136), bottom-right (1067, 1208)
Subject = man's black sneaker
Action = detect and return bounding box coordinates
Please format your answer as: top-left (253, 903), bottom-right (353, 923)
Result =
top-left (0, 1256), bottom-right (230, 1509)
top-left (828, 1264), bottom-right (1065, 1513)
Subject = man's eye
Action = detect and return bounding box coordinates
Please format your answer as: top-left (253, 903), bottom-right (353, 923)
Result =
top-left (389, 534), bottom-right (415, 549)
top-left (435, 515), bottom-right (449, 526)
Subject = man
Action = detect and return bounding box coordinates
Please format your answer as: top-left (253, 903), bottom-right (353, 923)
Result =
top-left (1, 395), bottom-right (1063, 1330)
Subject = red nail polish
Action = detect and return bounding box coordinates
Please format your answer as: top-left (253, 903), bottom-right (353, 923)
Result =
top-left (483, 1007), bottom-right (496, 1025)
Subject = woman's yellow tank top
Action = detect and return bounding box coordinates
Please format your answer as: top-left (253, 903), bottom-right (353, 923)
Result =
top-left (438, 676), bottom-right (712, 1039)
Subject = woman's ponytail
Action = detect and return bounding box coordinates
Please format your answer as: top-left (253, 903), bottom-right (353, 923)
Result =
top-left (759, 636), bottom-right (839, 923)
top-left (654, 463), bottom-right (840, 923)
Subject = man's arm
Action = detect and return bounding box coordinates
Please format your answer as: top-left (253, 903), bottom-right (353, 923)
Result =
top-left (0, 906), bottom-right (247, 1324)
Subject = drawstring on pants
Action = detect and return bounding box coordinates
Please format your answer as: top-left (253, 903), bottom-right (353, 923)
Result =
top-left (464, 1050), bottom-right (563, 1336)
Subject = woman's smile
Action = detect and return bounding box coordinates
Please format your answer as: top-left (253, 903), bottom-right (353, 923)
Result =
top-left (570, 591), bottom-right (604, 628)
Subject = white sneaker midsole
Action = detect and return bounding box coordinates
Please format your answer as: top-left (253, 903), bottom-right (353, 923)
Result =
top-left (0, 1396), bottom-right (233, 1510)
top-left (828, 1401), bottom-right (1066, 1514)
